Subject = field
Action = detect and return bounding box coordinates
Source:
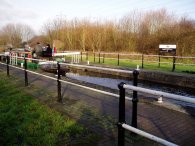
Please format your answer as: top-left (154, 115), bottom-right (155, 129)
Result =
top-left (79, 52), bottom-right (195, 73)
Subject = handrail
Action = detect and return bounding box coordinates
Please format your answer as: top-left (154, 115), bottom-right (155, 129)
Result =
top-left (0, 61), bottom-right (132, 101)
top-left (60, 62), bottom-right (133, 74)
top-left (123, 84), bottom-right (195, 104)
top-left (122, 124), bottom-right (178, 146)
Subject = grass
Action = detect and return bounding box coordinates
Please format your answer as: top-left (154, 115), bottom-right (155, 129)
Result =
top-left (0, 72), bottom-right (96, 146)
top-left (81, 54), bottom-right (195, 73)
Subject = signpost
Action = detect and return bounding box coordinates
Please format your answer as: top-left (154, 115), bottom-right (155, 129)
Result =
top-left (159, 44), bottom-right (176, 71)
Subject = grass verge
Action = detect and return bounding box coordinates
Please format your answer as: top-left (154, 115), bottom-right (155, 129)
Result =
top-left (0, 72), bottom-right (97, 146)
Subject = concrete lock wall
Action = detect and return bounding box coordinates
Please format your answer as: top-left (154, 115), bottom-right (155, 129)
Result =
top-left (66, 65), bottom-right (195, 89)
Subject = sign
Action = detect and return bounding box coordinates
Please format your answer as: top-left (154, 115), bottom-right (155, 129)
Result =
top-left (159, 44), bottom-right (176, 52)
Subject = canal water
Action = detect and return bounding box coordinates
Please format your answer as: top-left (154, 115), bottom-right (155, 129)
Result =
top-left (66, 72), bottom-right (195, 97)
top-left (66, 71), bottom-right (195, 107)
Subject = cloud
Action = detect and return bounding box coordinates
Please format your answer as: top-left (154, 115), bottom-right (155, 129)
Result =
top-left (0, 2), bottom-right (39, 31)
top-left (0, 0), bottom-right (13, 9)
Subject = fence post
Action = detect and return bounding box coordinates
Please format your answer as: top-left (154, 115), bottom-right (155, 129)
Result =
top-left (103, 53), bottom-right (105, 63)
top-left (94, 52), bottom-right (96, 63)
top-left (6, 56), bottom-right (10, 76)
top-left (86, 51), bottom-right (88, 61)
top-left (141, 54), bottom-right (144, 68)
top-left (99, 52), bottom-right (100, 64)
top-left (118, 82), bottom-right (126, 146)
top-left (57, 62), bottom-right (62, 102)
top-left (118, 53), bottom-right (120, 66)
top-left (158, 54), bottom-right (161, 68)
top-left (131, 70), bottom-right (139, 128)
top-left (24, 58), bottom-right (28, 86)
top-left (81, 51), bottom-right (82, 62)
top-left (172, 56), bottom-right (176, 72)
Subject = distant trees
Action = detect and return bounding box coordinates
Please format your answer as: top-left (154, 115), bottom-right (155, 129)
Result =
top-left (40, 9), bottom-right (195, 56)
top-left (1, 9), bottom-right (195, 56)
top-left (0, 23), bottom-right (35, 48)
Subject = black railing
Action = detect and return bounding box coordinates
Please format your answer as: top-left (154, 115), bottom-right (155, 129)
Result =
top-left (117, 70), bottom-right (139, 146)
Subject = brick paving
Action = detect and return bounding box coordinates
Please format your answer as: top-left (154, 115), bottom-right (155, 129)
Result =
top-left (1, 64), bottom-right (195, 146)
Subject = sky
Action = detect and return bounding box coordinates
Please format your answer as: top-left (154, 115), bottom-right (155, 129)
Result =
top-left (0, 0), bottom-right (195, 34)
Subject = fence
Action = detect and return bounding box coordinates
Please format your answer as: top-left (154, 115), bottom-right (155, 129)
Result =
top-left (53, 52), bottom-right (80, 63)
top-left (1, 55), bottom-right (195, 145)
top-left (0, 55), bottom-right (133, 101)
top-left (117, 81), bottom-right (195, 146)
top-left (80, 52), bottom-right (195, 72)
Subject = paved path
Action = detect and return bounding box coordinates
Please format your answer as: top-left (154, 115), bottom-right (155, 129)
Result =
top-left (0, 63), bottom-right (195, 146)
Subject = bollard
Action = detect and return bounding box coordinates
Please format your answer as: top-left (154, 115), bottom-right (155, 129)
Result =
top-left (131, 70), bottom-right (139, 128)
top-left (6, 56), bottom-right (10, 76)
top-left (136, 65), bottom-right (140, 70)
top-left (24, 58), bottom-right (28, 86)
top-left (57, 62), bottom-right (62, 102)
top-left (118, 82), bottom-right (126, 146)
top-left (158, 96), bottom-right (163, 103)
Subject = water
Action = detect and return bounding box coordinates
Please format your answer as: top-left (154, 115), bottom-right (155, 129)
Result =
top-left (66, 72), bottom-right (195, 98)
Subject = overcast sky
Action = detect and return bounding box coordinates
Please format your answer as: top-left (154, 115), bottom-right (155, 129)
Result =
top-left (0, 0), bottom-right (195, 34)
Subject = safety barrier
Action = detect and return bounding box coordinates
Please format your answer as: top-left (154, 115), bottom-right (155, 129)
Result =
top-left (1, 55), bottom-right (194, 146)
top-left (53, 52), bottom-right (80, 63)
top-left (9, 52), bottom-right (18, 65)
top-left (0, 56), bottom-right (133, 101)
top-left (117, 82), bottom-right (195, 146)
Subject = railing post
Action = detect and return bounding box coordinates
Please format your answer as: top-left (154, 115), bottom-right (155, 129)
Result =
top-left (118, 53), bottom-right (120, 66)
top-left (57, 62), bottom-right (62, 102)
top-left (131, 70), bottom-right (139, 128)
top-left (24, 57), bottom-right (28, 86)
top-left (118, 82), bottom-right (126, 146)
top-left (141, 54), bottom-right (144, 68)
top-left (6, 56), bottom-right (10, 76)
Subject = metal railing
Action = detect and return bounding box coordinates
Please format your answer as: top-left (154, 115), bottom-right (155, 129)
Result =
top-left (0, 56), bottom-right (133, 101)
top-left (1, 54), bottom-right (194, 146)
top-left (117, 81), bottom-right (195, 146)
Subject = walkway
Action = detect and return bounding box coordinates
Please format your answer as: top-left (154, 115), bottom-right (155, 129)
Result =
top-left (0, 63), bottom-right (195, 146)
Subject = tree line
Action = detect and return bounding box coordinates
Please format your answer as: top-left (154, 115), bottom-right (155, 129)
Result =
top-left (0, 9), bottom-right (195, 56)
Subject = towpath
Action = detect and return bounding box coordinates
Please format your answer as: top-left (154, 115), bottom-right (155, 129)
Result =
top-left (0, 63), bottom-right (195, 146)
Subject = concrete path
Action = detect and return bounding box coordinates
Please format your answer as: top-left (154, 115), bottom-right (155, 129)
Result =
top-left (0, 63), bottom-right (195, 146)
